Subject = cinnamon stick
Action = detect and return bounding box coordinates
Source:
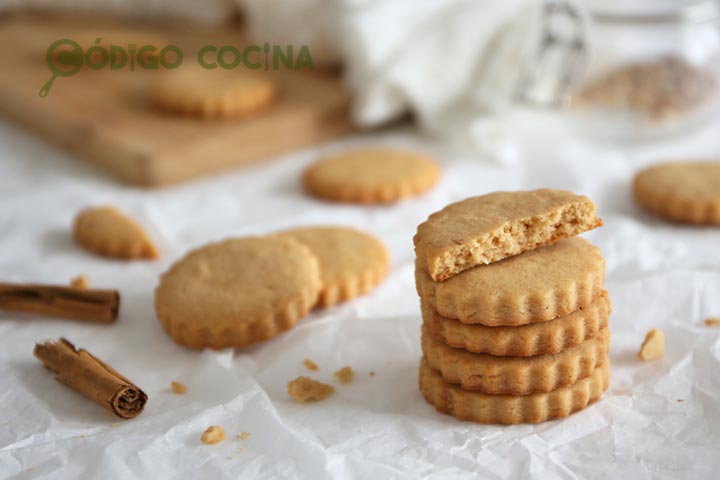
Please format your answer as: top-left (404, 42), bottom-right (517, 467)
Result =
top-left (0, 283), bottom-right (119, 323)
top-left (34, 338), bottom-right (147, 419)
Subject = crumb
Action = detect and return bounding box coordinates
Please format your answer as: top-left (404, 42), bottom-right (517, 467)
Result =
top-left (334, 366), bottom-right (355, 384)
top-left (369, 371), bottom-right (375, 377)
top-left (236, 431), bottom-right (250, 441)
top-left (303, 358), bottom-right (319, 371)
top-left (705, 317), bottom-right (720, 327)
top-left (638, 329), bottom-right (665, 361)
top-left (111, 422), bottom-right (120, 428)
top-left (677, 399), bottom-right (684, 403)
top-left (287, 376), bottom-right (335, 403)
top-left (171, 381), bottom-right (187, 394)
top-left (70, 275), bottom-right (89, 289)
top-left (201, 425), bottom-right (226, 445)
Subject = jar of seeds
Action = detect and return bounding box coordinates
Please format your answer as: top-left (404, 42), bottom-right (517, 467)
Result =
top-left (568, 0), bottom-right (720, 141)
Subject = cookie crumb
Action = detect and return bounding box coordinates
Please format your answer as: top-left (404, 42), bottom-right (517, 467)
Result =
top-left (677, 399), bottom-right (684, 403)
top-left (705, 317), bottom-right (720, 327)
top-left (171, 381), bottom-right (187, 394)
top-left (70, 275), bottom-right (89, 290)
top-left (237, 431), bottom-right (250, 441)
top-left (369, 371), bottom-right (375, 377)
top-left (303, 358), bottom-right (319, 371)
top-left (334, 366), bottom-right (355, 384)
top-left (638, 329), bottom-right (665, 361)
top-left (287, 376), bottom-right (335, 403)
top-left (201, 425), bottom-right (226, 445)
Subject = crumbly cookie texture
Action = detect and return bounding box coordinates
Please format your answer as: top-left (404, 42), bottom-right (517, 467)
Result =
top-left (302, 148), bottom-right (441, 204)
top-left (415, 237), bottom-right (605, 326)
top-left (287, 376), bottom-right (335, 402)
top-left (633, 162), bottom-right (720, 225)
top-left (201, 426), bottom-right (226, 445)
top-left (422, 291), bottom-right (611, 357)
top-left (422, 326), bottom-right (610, 395)
top-left (171, 381), bottom-right (187, 394)
top-left (155, 236), bottom-right (320, 350)
top-left (419, 358), bottom-right (610, 425)
top-left (73, 206), bottom-right (159, 260)
top-left (638, 329), bottom-right (665, 361)
top-left (148, 66), bottom-right (277, 118)
top-left (334, 366), bottom-right (355, 384)
top-left (274, 227), bottom-right (389, 307)
top-left (414, 189), bottom-right (602, 281)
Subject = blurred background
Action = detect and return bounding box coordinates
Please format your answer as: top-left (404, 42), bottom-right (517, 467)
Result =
top-left (1, 0), bottom-right (719, 185)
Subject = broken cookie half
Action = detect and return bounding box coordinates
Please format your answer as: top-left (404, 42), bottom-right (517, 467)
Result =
top-left (414, 189), bottom-right (602, 282)
top-left (73, 206), bottom-right (159, 260)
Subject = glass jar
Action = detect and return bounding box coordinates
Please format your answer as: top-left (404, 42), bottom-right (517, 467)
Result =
top-left (566, 0), bottom-right (720, 141)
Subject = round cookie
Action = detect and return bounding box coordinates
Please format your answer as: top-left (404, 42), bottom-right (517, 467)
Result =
top-left (633, 161), bottom-right (720, 225)
top-left (274, 227), bottom-right (389, 307)
top-left (415, 237), bottom-right (605, 326)
top-left (155, 237), bottom-right (320, 350)
top-left (422, 291), bottom-right (611, 357)
top-left (302, 148), bottom-right (441, 204)
top-left (148, 66), bottom-right (277, 118)
top-left (422, 325), bottom-right (610, 395)
top-left (419, 357), bottom-right (610, 425)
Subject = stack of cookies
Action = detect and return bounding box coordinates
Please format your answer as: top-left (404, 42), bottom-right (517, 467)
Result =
top-left (413, 189), bottom-right (611, 424)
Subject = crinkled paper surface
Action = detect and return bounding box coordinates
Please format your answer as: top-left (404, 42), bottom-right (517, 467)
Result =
top-left (1, 118), bottom-right (719, 479)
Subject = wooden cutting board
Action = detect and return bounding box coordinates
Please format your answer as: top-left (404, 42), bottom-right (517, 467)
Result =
top-left (0, 15), bottom-right (353, 187)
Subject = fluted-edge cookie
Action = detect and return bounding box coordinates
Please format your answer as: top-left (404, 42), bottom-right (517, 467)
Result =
top-left (422, 291), bottom-right (611, 357)
top-left (419, 357), bottom-right (610, 425)
top-left (155, 236), bottom-right (320, 350)
top-left (273, 227), bottom-right (389, 307)
top-left (633, 161), bottom-right (720, 225)
top-left (148, 66), bottom-right (277, 118)
top-left (73, 206), bottom-right (159, 260)
top-left (422, 325), bottom-right (610, 395)
top-left (302, 148), bottom-right (441, 204)
top-left (414, 189), bottom-right (602, 281)
top-left (415, 237), bottom-right (605, 326)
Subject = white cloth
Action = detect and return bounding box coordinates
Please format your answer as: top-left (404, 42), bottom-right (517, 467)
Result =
top-left (1, 111), bottom-right (720, 478)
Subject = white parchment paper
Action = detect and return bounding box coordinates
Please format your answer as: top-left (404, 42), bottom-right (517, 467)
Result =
top-left (1, 117), bottom-right (720, 479)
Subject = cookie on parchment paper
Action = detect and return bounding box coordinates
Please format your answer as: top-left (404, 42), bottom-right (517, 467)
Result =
top-left (154, 237), bottom-right (320, 349)
top-left (415, 237), bottom-right (606, 326)
top-left (633, 161), bottom-right (720, 225)
top-left (414, 189), bottom-right (602, 282)
top-left (419, 358), bottom-right (610, 425)
top-left (421, 290), bottom-right (611, 357)
top-left (148, 66), bottom-right (277, 118)
top-left (274, 227), bottom-right (389, 307)
top-left (73, 206), bottom-right (159, 260)
top-left (302, 148), bottom-right (441, 204)
top-left (421, 325), bottom-right (610, 395)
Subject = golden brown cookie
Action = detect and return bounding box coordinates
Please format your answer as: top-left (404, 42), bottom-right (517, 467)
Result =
top-left (274, 227), bottom-right (389, 307)
top-left (422, 325), bottom-right (610, 395)
top-left (148, 66), bottom-right (277, 118)
top-left (633, 162), bottom-right (720, 225)
top-left (415, 238), bottom-right (605, 326)
top-left (422, 291), bottom-right (611, 357)
top-left (154, 237), bottom-right (320, 350)
top-left (419, 357), bottom-right (610, 424)
top-left (414, 189), bottom-right (602, 281)
top-left (302, 148), bottom-right (441, 204)
top-left (73, 206), bottom-right (159, 260)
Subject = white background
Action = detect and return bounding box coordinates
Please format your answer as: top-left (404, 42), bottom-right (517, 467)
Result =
top-left (1, 115), bottom-right (720, 479)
